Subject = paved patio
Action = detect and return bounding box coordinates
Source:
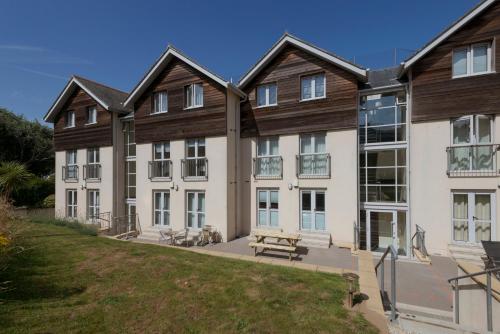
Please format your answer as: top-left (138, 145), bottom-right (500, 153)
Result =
top-left (195, 236), bottom-right (456, 312)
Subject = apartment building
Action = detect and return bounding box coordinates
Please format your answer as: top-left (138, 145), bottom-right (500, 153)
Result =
top-left (44, 0), bottom-right (500, 259)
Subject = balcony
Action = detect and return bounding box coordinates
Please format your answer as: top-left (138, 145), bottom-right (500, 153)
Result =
top-left (83, 164), bottom-right (101, 181)
top-left (253, 156), bottom-right (283, 179)
top-left (296, 153), bottom-right (331, 178)
top-left (62, 165), bottom-right (78, 182)
top-left (148, 160), bottom-right (172, 180)
top-left (181, 158), bottom-right (208, 181)
top-left (447, 144), bottom-right (499, 177)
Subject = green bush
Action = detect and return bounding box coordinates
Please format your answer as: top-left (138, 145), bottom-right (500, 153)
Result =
top-left (11, 175), bottom-right (54, 208)
top-left (41, 194), bottom-right (55, 208)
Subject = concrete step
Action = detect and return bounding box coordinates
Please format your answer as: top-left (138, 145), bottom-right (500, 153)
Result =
top-left (448, 244), bottom-right (485, 266)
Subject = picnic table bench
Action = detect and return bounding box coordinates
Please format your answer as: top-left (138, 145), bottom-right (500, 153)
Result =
top-left (249, 229), bottom-right (301, 261)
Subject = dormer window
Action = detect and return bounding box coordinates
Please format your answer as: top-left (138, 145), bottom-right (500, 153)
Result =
top-left (86, 106), bottom-right (97, 124)
top-left (452, 43), bottom-right (492, 78)
top-left (153, 91), bottom-right (168, 114)
top-left (301, 73), bottom-right (325, 101)
top-left (184, 83), bottom-right (203, 109)
top-left (257, 83), bottom-right (277, 107)
top-left (65, 111), bottom-right (75, 128)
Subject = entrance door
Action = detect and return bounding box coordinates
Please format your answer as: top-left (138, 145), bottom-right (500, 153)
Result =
top-left (361, 209), bottom-right (408, 256)
top-left (300, 190), bottom-right (326, 231)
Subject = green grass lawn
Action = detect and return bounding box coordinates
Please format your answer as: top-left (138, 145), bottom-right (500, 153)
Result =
top-left (0, 219), bottom-right (377, 334)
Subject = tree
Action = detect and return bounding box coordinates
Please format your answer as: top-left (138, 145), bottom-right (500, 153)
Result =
top-left (0, 108), bottom-right (54, 177)
top-left (0, 162), bottom-right (34, 200)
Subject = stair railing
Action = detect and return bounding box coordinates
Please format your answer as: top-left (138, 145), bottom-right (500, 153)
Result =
top-left (448, 267), bottom-right (500, 332)
top-left (411, 224), bottom-right (428, 258)
top-left (375, 245), bottom-right (398, 321)
top-left (353, 221), bottom-right (360, 251)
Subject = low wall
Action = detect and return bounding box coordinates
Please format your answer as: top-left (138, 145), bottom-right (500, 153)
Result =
top-left (13, 207), bottom-right (55, 220)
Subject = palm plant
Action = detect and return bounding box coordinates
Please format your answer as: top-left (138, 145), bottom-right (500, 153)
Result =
top-left (0, 162), bottom-right (34, 200)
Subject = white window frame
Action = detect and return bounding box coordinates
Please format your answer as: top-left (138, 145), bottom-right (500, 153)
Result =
top-left (257, 189), bottom-right (279, 228)
top-left (184, 83), bottom-right (204, 109)
top-left (66, 150), bottom-right (77, 166)
top-left (257, 137), bottom-right (279, 158)
top-left (87, 147), bottom-right (99, 164)
top-left (66, 189), bottom-right (77, 218)
top-left (65, 111), bottom-right (75, 128)
top-left (153, 142), bottom-right (170, 161)
top-left (186, 191), bottom-right (205, 229)
top-left (153, 191), bottom-right (170, 227)
top-left (86, 106), bottom-right (97, 124)
top-left (452, 43), bottom-right (492, 78)
top-left (300, 73), bottom-right (326, 101)
top-left (123, 121), bottom-right (136, 159)
top-left (256, 83), bottom-right (277, 107)
top-left (299, 133), bottom-right (326, 155)
top-left (450, 115), bottom-right (494, 147)
top-left (152, 91), bottom-right (168, 114)
top-left (87, 189), bottom-right (100, 220)
top-left (300, 189), bottom-right (326, 231)
top-left (451, 191), bottom-right (496, 244)
top-left (186, 138), bottom-right (205, 159)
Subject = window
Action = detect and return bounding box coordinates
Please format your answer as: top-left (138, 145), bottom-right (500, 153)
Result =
top-left (185, 83), bottom-right (203, 109)
top-left (86, 148), bottom-right (100, 180)
top-left (123, 121), bottom-right (136, 158)
top-left (298, 133), bottom-right (329, 176)
top-left (65, 150), bottom-right (78, 180)
top-left (453, 43), bottom-right (492, 77)
top-left (257, 83), bottom-right (277, 107)
top-left (87, 190), bottom-right (100, 221)
top-left (359, 92), bottom-right (407, 145)
top-left (300, 190), bottom-right (325, 231)
top-left (453, 192), bottom-right (494, 243)
top-left (125, 161), bottom-right (136, 199)
top-left (359, 149), bottom-right (407, 204)
top-left (153, 91), bottom-right (168, 113)
top-left (187, 191), bottom-right (205, 229)
top-left (154, 191), bottom-right (170, 226)
top-left (184, 138), bottom-right (207, 179)
top-left (301, 73), bottom-right (325, 100)
top-left (86, 106), bottom-right (97, 124)
top-left (257, 190), bottom-right (279, 227)
top-left (153, 142), bottom-right (170, 160)
top-left (255, 137), bottom-right (281, 177)
top-left (449, 115), bottom-right (494, 172)
top-left (65, 111), bottom-right (75, 128)
top-left (66, 189), bottom-right (77, 218)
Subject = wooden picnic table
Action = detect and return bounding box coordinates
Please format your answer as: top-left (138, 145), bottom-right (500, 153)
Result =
top-left (250, 229), bottom-right (301, 261)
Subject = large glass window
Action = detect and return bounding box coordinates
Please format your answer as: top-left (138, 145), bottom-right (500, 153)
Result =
top-left (153, 91), bottom-right (168, 113)
top-left (257, 189), bottom-right (279, 227)
top-left (255, 137), bottom-right (281, 177)
top-left (187, 191), bottom-right (205, 229)
top-left (154, 142), bottom-right (170, 160)
top-left (359, 149), bottom-right (407, 203)
top-left (359, 92), bottom-right (407, 145)
top-left (452, 43), bottom-right (492, 77)
top-left (154, 191), bottom-right (170, 226)
top-left (185, 83), bottom-right (203, 109)
top-left (86, 148), bottom-right (100, 180)
top-left (184, 138), bottom-right (207, 178)
top-left (125, 161), bottom-right (136, 199)
top-left (257, 83), bottom-right (277, 107)
top-left (123, 121), bottom-right (136, 158)
top-left (86, 106), bottom-right (97, 124)
top-left (298, 133), bottom-right (329, 176)
top-left (65, 150), bottom-right (78, 180)
top-left (87, 189), bottom-right (100, 220)
top-left (301, 73), bottom-right (325, 100)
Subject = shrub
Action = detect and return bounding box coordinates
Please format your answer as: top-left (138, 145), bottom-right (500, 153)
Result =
top-left (11, 175), bottom-right (54, 208)
top-left (41, 194), bottom-right (55, 208)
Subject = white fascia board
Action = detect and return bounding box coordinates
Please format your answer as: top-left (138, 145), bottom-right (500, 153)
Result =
top-left (404, 0), bottom-right (496, 70)
top-left (239, 35), bottom-right (366, 88)
top-left (73, 78), bottom-right (110, 110)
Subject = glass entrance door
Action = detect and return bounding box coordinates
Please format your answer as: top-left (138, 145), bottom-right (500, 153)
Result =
top-left (300, 190), bottom-right (326, 231)
top-left (361, 209), bottom-right (408, 256)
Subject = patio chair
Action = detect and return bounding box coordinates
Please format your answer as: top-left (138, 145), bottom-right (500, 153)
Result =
top-left (173, 228), bottom-right (189, 246)
top-left (198, 227), bottom-right (211, 246)
top-left (159, 228), bottom-right (173, 244)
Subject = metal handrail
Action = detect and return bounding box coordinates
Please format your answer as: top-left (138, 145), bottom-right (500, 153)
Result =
top-left (375, 245), bottom-right (398, 321)
top-left (446, 144), bottom-right (500, 177)
top-left (411, 224), bottom-right (428, 258)
top-left (112, 214), bottom-right (138, 238)
top-left (448, 267), bottom-right (500, 332)
top-left (62, 165), bottom-right (79, 181)
top-left (88, 211), bottom-right (111, 230)
top-left (181, 158), bottom-right (208, 180)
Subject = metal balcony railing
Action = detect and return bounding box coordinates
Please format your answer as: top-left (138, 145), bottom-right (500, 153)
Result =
top-left (62, 165), bottom-right (78, 181)
top-left (447, 144), bottom-right (500, 177)
top-left (181, 158), bottom-right (208, 180)
top-left (253, 156), bottom-right (282, 179)
top-left (148, 160), bottom-right (172, 179)
top-left (83, 164), bottom-right (101, 181)
top-left (296, 153), bottom-right (331, 178)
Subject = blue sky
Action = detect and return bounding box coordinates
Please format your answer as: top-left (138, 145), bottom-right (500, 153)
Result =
top-left (0, 0), bottom-right (480, 123)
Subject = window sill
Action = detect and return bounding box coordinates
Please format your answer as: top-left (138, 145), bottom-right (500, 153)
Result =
top-left (64, 126), bottom-right (76, 129)
top-left (63, 179), bottom-right (79, 183)
top-left (150, 111), bottom-right (168, 115)
top-left (299, 96), bottom-right (326, 103)
top-left (182, 176), bottom-right (208, 182)
top-left (254, 174), bottom-right (282, 180)
top-left (150, 177), bottom-right (173, 182)
top-left (84, 122), bottom-right (97, 126)
top-left (184, 105), bottom-right (204, 111)
top-left (297, 174), bottom-right (330, 179)
top-left (84, 178), bottom-right (101, 183)
top-left (255, 104), bottom-right (278, 109)
top-left (452, 71), bottom-right (495, 79)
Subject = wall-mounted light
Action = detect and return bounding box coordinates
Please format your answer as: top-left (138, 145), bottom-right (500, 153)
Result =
top-left (288, 183), bottom-right (293, 190)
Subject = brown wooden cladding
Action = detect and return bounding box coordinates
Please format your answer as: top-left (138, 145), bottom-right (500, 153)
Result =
top-left (240, 44), bottom-right (359, 138)
top-left (412, 2), bottom-right (500, 122)
top-left (134, 58), bottom-right (227, 143)
top-left (53, 87), bottom-right (113, 151)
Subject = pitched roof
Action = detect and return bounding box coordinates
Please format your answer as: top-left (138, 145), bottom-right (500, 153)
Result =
top-left (238, 33), bottom-right (367, 89)
top-left (403, 0), bottom-right (497, 72)
top-left (361, 66), bottom-right (406, 90)
top-left (123, 46), bottom-right (245, 108)
top-left (44, 75), bottom-right (130, 122)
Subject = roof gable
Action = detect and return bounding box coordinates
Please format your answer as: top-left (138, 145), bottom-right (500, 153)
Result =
top-left (123, 46), bottom-right (245, 108)
top-left (403, 0), bottom-right (497, 71)
top-left (44, 76), bottom-right (130, 122)
top-left (238, 33), bottom-right (367, 89)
